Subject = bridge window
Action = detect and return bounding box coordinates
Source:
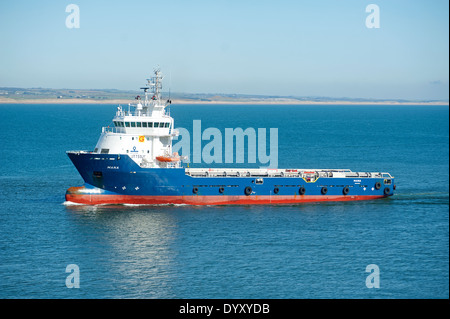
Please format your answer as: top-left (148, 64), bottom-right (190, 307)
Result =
top-left (142, 122), bottom-right (147, 128)
top-left (154, 122), bottom-right (159, 128)
top-left (137, 122), bottom-right (142, 127)
top-left (148, 122), bottom-right (153, 127)
top-left (131, 122), bottom-right (136, 127)
top-left (125, 122), bottom-right (130, 127)
top-left (165, 122), bottom-right (170, 128)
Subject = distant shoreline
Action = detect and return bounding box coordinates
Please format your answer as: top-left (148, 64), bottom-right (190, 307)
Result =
top-left (0, 97), bottom-right (448, 106)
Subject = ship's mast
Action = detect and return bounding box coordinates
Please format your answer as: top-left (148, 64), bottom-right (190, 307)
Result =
top-left (151, 68), bottom-right (163, 102)
top-left (139, 68), bottom-right (168, 111)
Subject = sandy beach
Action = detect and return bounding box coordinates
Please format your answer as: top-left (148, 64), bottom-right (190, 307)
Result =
top-left (0, 97), bottom-right (448, 106)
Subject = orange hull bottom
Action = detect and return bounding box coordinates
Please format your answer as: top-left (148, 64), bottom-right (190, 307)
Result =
top-left (65, 189), bottom-right (385, 205)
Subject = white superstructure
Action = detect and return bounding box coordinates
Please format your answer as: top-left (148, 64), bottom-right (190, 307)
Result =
top-left (92, 68), bottom-right (181, 168)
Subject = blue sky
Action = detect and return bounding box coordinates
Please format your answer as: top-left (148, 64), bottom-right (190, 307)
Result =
top-left (0, 0), bottom-right (448, 100)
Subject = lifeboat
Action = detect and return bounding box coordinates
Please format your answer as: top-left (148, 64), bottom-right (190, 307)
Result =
top-left (156, 152), bottom-right (180, 162)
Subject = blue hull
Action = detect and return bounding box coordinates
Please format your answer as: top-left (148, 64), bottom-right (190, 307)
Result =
top-left (66, 152), bottom-right (395, 205)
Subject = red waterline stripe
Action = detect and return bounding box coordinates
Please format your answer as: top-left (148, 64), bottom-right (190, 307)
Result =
top-left (65, 193), bottom-right (385, 206)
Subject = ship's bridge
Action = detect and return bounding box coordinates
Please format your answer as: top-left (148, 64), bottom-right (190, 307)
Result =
top-left (92, 68), bottom-right (181, 168)
top-left (108, 105), bottom-right (176, 137)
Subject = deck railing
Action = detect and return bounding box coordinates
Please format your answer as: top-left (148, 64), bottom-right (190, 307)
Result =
top-left (185, 168), bottom-right (393, 179)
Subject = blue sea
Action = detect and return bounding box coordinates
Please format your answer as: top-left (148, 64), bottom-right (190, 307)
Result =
top-left (0, 103), bottom-right (448, 299)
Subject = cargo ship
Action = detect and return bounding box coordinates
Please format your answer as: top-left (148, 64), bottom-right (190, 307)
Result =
top-left (66, 69), bottom-right (395, 205)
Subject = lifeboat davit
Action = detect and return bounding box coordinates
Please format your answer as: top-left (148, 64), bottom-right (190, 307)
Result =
top-left (156, 152), bottom-right (180, 162)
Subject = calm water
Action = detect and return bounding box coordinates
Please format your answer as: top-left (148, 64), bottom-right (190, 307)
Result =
top-left (0, 103), bottom-right (448, 299)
